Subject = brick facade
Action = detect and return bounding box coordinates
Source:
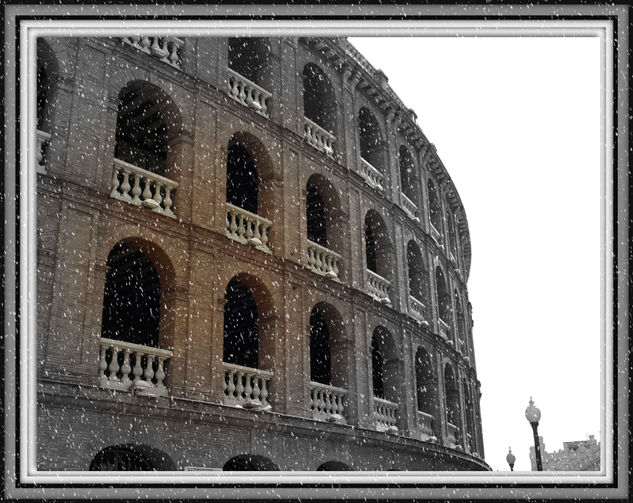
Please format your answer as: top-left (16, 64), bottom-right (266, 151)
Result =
top-left (36, 36), bottom-right (488, 471)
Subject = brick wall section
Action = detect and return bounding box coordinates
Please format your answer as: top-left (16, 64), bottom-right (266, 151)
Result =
top-left (36, 36), bottom-right (487, 470)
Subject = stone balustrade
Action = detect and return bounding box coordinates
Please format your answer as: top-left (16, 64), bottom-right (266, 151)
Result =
top-left (360, 157), bottom-right (384, 191)
top-left (36, 129), bottom-right (51, 174)
top-left (417, 411), bottom-right (435, 439)
top-left (98, 337), bottom-right (173, 396)
top-left (367, 269), bottom-right (391, 305)
top-left (227, 68), bottom-right (272, 118)
top-left (430, 222), bottom-right (443, 247)
top-left (401, 193), bottom-right (419, 222)
top-left (223, 362), bottom-right (273, 409)
top-left (225, 202), bottom-right (272, 254)
top-left (306, 240), bottom-right (341, 281)
top-left (121, 36), bottom-right (184, 69)
top-left (304, 117), bottom-right (335, 157)
top-left (446, 422), bottom-right (458, 447)
top-left (309, 382), bottom-right (347, 423)
top-left (438, 318), bottom-right (450, 340)
top-left (409, 295), bottom-right (427, 326)
top-left (373, 397), bottom-right (398, 432)
top-left (110, 158), bottom-right (178, 218)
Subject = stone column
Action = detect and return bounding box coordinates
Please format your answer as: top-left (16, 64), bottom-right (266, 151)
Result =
top-left (279, 37), bottom-right (302, 137)
top-left (398, 324), bottom-right (417, 434)
top-left (209, 295), bottom-right (228, 404)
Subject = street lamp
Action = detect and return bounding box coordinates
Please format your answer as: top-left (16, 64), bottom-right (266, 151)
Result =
top-left (506, 447), bottom-right (516, 471)
top-left (525, 397), bottom-right (543, 471)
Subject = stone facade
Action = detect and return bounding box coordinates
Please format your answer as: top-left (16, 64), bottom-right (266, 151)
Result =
top-left (530, 436), bottom-right (600, 471)
top-left (36, 36), bottom-right (487, 471)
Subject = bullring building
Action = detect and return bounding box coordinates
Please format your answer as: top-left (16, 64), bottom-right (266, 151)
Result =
top-left (35, 35), bottom-right (488, 471)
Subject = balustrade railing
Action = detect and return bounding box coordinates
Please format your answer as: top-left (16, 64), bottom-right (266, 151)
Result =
top-left (401, 193), bottom-right (419, 222)
top-left (310, 382), bottom-right (347, 422)
top-left (430, 222), bottom-right (443, 247)
top-left (304, 118), bottom-right (335, 157)
top-left (409, 295), bottom-right (427, 325)
top-left (98, 337), bottom-right (173, 396)
top-left (360, 157), bottom-right (384, 191)
top-left (306, 240), bottom-right (341, 281)
top-left (438, 318), bottom-right (450, 340)
top-left (36, 129), bottom-right (51, 174)
top-left (446, 422), bottom-right (458, 447)
top-left (417, 411), bottom-right (435, 438)
top-left (373, 397), bottom-right (398, 432)
top-left (223, 362), bottom-right (273, 409)
top-left (367, 269), bottom-right (391, 305)
top-left (110, 158), bottom-right (178, 218)
top-left (227, 68), bottom-right (271, 117)
top-left (121, 36), bottom-right (184, 69)
top-left (225, 202), bottom-right (272, 254)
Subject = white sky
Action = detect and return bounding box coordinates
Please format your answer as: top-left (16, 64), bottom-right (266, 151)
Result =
top-left (349, 36), bottom-right (602, 472)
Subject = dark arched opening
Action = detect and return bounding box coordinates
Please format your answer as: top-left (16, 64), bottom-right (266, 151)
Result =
top-left (223, 455), bottom-right (279, 471)
top-left (228, 37), bottom-right (273, 90)
top-left (415, 347), bottom-right (435, 415)
top-left (371, 327), bottom-right (398, 403)
top-left (364, 210), bottom-right (391, 280)
top-left (358, 107), bottom-right (384, 172)
top-left (101, 242), bottom-right (160, 347)
top-left (310, 307), bottom-right (331, 385)
top-left (114, 82), bottom-right (171, 176)
top-left (444, 364), bottom-right (461, 435)
top-left (454, 291), bottom-right (466, 353)
top-left (407, 241), bottom-right (427, 305)
top-left (399, 146), bottom-right (418, 204)
top-left (303, 63), bottom-right (337, 134)
top-left (89, 444), bottom-right (176, 471)
top-left (428, 179), bottom-right (442, 235)
top-left (223, 278), bottom-right (259, 369)
top-left (226, 142), bottom-right (258, 215)
top-left (463, 379), bottom-right (475, 451)
top-left (306, 179), bottom-right (327, 247)
top-left (435, 267), bottom-right (452, 328)
top-left (317, 461), bottom-right (353, 471)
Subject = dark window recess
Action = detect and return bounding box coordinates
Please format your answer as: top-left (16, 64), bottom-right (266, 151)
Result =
top-left (226, 143), bottom-right (258, 215)
top-left (101, 242), bottom-right (160, 348)
top-left (365, 223), bottom-right (377, 273)
top-left (223, 278), bottom-right (259, 369)
top-left (310, 309), bottom-right (331, 384)
top-left (306, 182), bottom-right (327, 247)
top-left (371, 339), bottom-right (384, 399)
top-left (114, 86), bottom-right (168, 175)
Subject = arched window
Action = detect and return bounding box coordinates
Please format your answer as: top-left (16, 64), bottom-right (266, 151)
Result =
top-left (89, 444), bottom-right (176, 471)
top-left (463, 379), bottom-right (475, 452)
top-left (309, 307), bottom-right (331, 385)
top-left (223, 455), bottom-right (279, 471)
top-left (114, 82), bottom-right (176, 176)
top-left (446, 203), bottom-right (458, 260)
top-left (454, 291), bottom-right (466, 353)
top-left (427, 179), bottom-right (442, 238)
top-left (399, 146), bottom-right (418, 206)
top-left (228, 37), bottom-right (273, 90)
top-left (365, 211), bottom-right (392, 304)
top-left (407, 241), bottom-right (428, 306)
top-left (227, 142), bottom-right (258, 215)
top-left (223, 278), bottom-right (259, 369)
top-left (370, 327), bottom-right (399, 404)
top-left (435, 267), bottom-right (452, 335)
top-left (358, 107), bottom-right (384, 173)
top-left (444, 364), bottom-right (461, 437)
top-left (303, 63), bottom-right (337, 135)
top-left (317, 461), bottom-right (353, 471)
top-left (101, 242), bottom-right (160, 347)
top-left (306, 179), bottom-right (327, 247)
top-left (414, 347), bottom-right (435, 415)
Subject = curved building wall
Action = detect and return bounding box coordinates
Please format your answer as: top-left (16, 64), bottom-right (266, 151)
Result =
top-left (35, 35), bottom-right (487, 471)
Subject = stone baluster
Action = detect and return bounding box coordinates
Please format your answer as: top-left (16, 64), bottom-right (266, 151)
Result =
top-left (108, 345), bottom-right (120, 381)
top-left (144, 354), bottom-right (155, 384)
top-left (120, 349), bottom-right (132, 386)
top-left (155, 357), bottom-right (166, 391)
top-left (99, 345), bottom-right (108, 386)
top-left (132, 351), bottom-right (144, 383)
top-left (235, 371), bottom-right (245, 402)
top-left (260, 377), bottom-right (269, 406)
top-left (130, 173), bottom-right (142, 205)
top-left (151, 182), bottom-right (164, 213)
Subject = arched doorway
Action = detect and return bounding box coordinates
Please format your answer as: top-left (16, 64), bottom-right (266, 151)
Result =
top-left (370, 327), bottom-right (400, 431)
top-left (223, 454), bottom-right (279, 471)
top-left (89, 444), bottom-right (176, 471)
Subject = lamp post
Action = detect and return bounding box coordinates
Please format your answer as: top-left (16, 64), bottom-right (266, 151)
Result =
top-left (506, 447), bottom-right (516, 471)
top-left (525, 397), bottom-right (543, 471)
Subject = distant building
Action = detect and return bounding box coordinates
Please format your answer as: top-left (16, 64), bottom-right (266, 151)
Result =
top-left (530, 435), bottom-right (600, 471)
